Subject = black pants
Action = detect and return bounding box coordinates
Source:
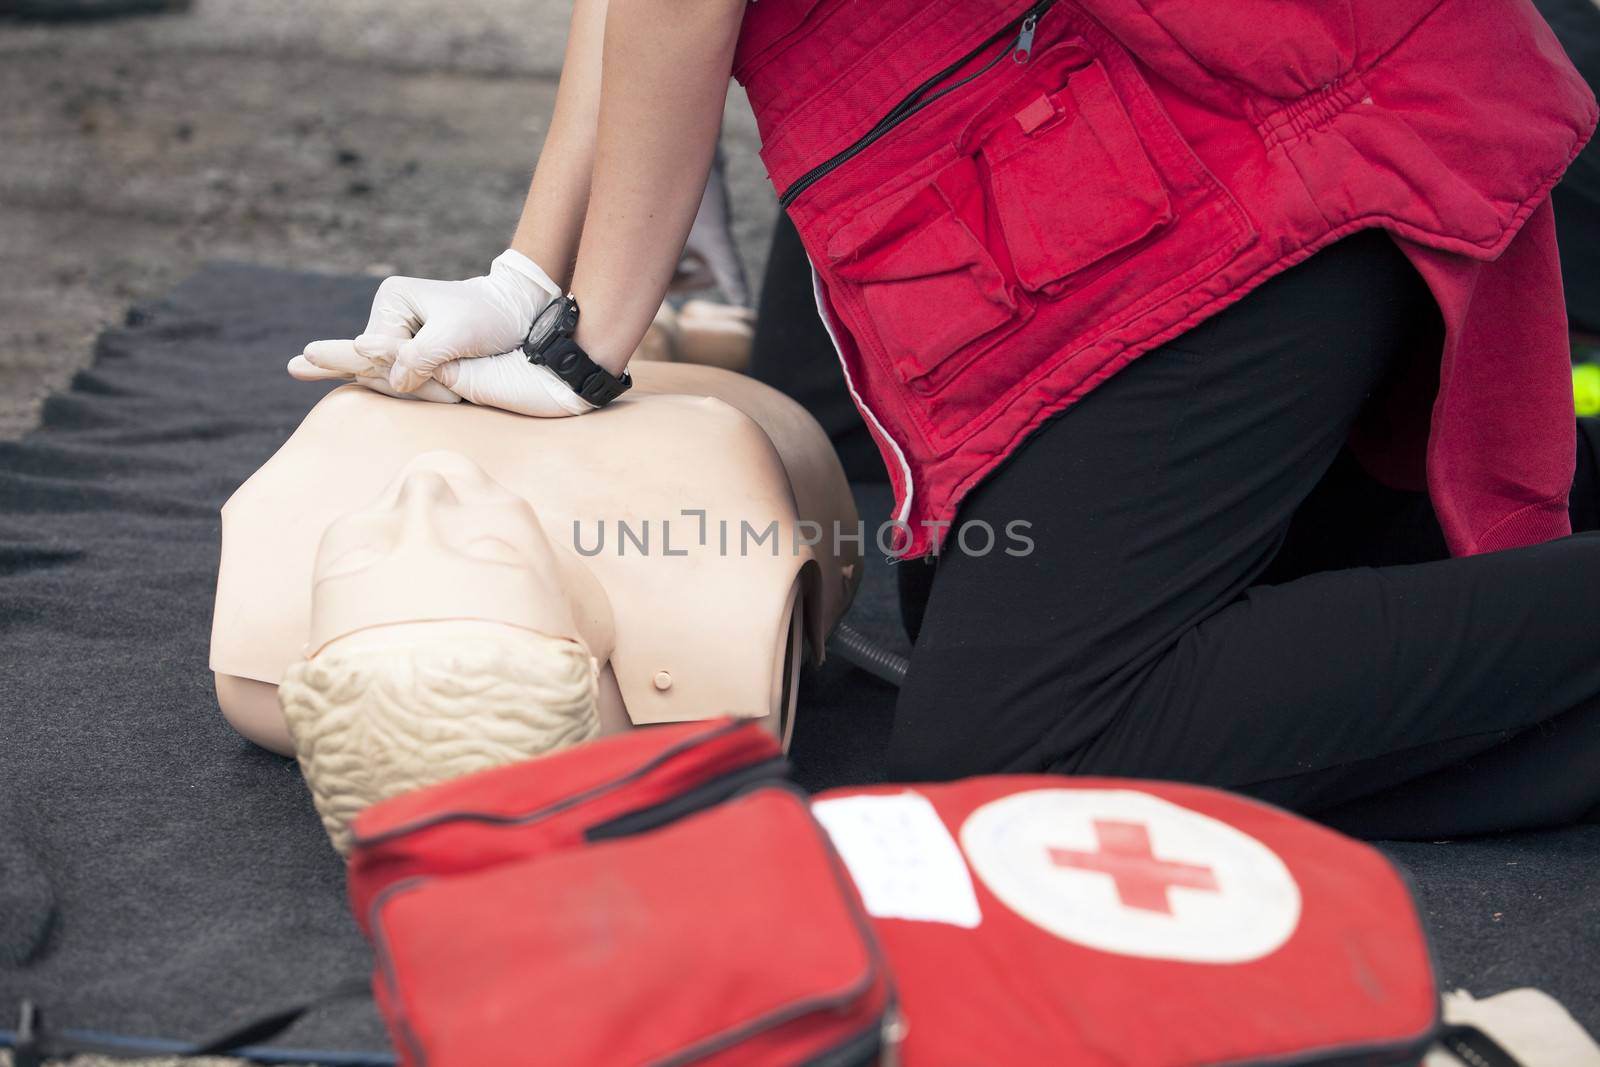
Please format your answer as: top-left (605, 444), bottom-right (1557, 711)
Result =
top-left (894, 230), bottom-right (1600, 840)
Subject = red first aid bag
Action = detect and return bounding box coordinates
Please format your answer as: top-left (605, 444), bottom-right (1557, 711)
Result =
top-left (346, 718), bottom-right (786, 929)
top-left (348, 719), bottom-right (1441, 1066)
top-left (347, 720), bottom-right (897, 1067)
top-left (811, 778), bottom-right (1440, 1066)
top-left (364, 783), bottom-right (895, 1067)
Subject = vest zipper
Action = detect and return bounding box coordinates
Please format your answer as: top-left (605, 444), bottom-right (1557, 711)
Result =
top-left (777, 0), bottom-right (1057, 209)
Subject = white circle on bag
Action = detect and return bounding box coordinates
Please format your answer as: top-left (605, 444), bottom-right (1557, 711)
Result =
top-left (959, 788), bottom-right (1301, 963)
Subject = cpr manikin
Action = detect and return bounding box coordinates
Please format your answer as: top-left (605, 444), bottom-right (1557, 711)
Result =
top-left (211, 363), bottom-right (861, 850)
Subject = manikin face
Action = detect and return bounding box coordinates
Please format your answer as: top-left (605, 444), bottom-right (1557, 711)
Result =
top-left (305, 451), bottom-right (583, 654)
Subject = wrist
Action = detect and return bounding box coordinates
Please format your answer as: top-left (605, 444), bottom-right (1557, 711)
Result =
top-left (571, 319), bottom-right (634, 378)
top-left (531, 364), bottom-right (598, 415)
top-left (523, 294), bottom-right (633, 407)
top-left (491, 248), bottom-right (563, 318)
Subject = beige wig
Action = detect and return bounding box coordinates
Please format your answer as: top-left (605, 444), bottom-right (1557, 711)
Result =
top-left (278, 627), bottom-right (599, 854)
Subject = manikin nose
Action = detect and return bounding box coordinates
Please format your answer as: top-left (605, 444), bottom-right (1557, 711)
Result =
top-left (395, 467), bottom-right (460, 506)
top-left (393, 469), bottom-right (460, 542)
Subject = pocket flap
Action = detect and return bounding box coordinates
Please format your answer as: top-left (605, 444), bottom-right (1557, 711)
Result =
top-left (829, 194), bottom-right (989, 285)
top-left (826, 157), bottom-right (990, 283)
top-left (832, 155), bottom-right (1004, 281)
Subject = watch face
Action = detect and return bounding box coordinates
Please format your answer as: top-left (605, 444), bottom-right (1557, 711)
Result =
top-left (527, 298), bottom-right (566, 353)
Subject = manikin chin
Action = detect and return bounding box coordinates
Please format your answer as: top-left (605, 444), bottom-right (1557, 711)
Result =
top-left (210, 364), bottom-right (860, 852)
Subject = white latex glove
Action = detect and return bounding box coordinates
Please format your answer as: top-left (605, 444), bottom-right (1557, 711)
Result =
top-left (434, 351), bottom-right (596, 418)
top-left (288, 338), bottom-right (462, 403)
top-left (356, 249), bottom-right (563, 394)
top-left (288, 340), bottom-right (596, 418)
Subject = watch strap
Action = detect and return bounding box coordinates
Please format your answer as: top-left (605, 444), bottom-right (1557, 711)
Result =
top-left (525, 334), bottom-right (632, 407)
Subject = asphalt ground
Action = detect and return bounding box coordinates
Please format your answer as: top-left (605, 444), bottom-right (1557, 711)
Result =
top-left (0, 0), bottom-right (776, 438)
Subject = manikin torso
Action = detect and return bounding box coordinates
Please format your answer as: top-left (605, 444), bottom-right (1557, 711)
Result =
top-left (211, 363), bottom-right (862, 755)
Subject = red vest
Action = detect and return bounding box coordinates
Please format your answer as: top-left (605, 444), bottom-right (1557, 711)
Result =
top-left (734, 0), bottom-right (1596, 557)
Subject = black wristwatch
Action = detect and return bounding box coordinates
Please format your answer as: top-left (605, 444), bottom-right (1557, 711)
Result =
top-left (521, 294), bottom-right (632, 407)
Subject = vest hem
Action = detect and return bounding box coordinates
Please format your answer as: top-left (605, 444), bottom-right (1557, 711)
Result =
top-left (1458, 495), bottom-right (1573, 558)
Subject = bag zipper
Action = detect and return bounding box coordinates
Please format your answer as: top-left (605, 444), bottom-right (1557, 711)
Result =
top-left (349, 719), bottom-right (773, 848)
top-left (582, 756), bottom-right (790, 842)
top-left (777, 0), bottom-right (1056, 209)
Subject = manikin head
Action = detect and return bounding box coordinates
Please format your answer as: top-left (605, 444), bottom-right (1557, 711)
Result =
top-left (277, 451), bottom-right (600, 853)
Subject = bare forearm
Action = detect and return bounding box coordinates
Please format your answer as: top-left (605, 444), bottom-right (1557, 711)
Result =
top-left (510, 0), bottom-right (608, 287)
top-left (569, 0), bottom-right (745, 374)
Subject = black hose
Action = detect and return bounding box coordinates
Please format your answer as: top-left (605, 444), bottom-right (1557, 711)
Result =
top-left (827, 622), bottom-right (909, 687)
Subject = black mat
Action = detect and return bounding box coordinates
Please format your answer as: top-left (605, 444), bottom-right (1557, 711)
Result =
top-left (0, 265), bottom-right (1595, 1061)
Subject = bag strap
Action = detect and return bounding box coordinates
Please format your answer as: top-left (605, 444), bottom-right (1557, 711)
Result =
top-left (12, 994), bottom-right (1536, 1067)
top-left (1436, 1023), bottom-right (1529, 1067)
top-left (10, 980), bottom-right (374, 1066)
top-left (190, 978), bottom-right (373, 1055)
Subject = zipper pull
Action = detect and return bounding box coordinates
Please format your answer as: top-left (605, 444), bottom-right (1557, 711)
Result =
top-left (1012, 14), bottom-right (1038, 63)
top-left (878, 1004), bottom-right (908, 1067)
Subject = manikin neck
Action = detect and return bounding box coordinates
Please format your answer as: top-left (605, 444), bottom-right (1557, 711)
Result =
top-left (544, 528), bottom-right (617, 665)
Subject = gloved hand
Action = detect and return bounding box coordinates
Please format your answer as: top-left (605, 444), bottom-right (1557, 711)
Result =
top-left (357, 248), bottom-right (564, 395)
top-left (288, 337), bottom-right (462, 403)
top-left (288, 340), bottom-right (596, 418)
top-left (289, 248), bottom-right (596, 418)
top-left (434, 351), bottom-right (596, 418)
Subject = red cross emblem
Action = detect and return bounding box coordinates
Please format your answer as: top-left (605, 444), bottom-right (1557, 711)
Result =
top-left (963, 789), bottom-right (1301, 962)
top-left (1047, 818), bottom-right (1220, 914)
